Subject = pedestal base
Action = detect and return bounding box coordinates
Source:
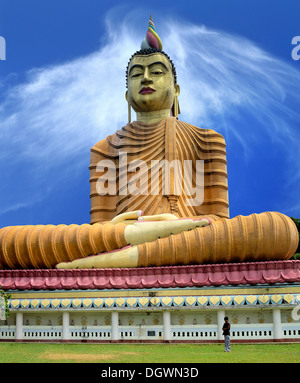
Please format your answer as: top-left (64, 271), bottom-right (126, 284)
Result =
top-left (1, 261), bottom-right (300, 343)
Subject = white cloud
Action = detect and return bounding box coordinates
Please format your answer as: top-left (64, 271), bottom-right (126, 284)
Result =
top-left (164, 22), bottom-right (300, 149)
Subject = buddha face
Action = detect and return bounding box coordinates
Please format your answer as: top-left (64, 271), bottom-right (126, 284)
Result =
top-left (127, 52), bottom-right (179, 113)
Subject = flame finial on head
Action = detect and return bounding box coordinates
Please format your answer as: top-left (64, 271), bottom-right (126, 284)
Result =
top-left (141, 15), bottom-right (163, 50)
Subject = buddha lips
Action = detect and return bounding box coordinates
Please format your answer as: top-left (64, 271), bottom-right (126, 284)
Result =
top-left (139, 87), bottom-right (156, 94)
top-left (95, 152), bottom-right (205, 207)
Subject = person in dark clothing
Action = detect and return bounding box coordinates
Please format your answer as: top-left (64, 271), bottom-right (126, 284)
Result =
top-left (222, 317), bottom-right (231, 352)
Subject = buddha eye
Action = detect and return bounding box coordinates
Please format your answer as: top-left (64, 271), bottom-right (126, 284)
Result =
top-left (131, 73), bottom-right (142, 78)
top-left (152, 70), bottom-right (164, 75)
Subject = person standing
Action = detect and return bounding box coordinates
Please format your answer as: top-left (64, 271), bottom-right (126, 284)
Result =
top-left (222, 317), bottom-right (231, 352)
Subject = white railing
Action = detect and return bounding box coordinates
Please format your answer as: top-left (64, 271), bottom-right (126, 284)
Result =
top-left (171, 325), bottom-right (218, 340)
top-left (282, 323), bottom-right (300, 339)
top-left (69, 326), bottom-right (162, 340)
top-left (0, 326), bottom-right (15, 339)
top-left (1, 322), bottom-right (300, 341)
top-left (230, 324), bottom-right (273, 339)
top-left (122, 325), bottom-right (164, 340)
top-left (119, 326), bottom-right (138, 339)
top-left (23, 326), bottom-right (62, 340)
top-left (69, 326), bottom-right (111, 340)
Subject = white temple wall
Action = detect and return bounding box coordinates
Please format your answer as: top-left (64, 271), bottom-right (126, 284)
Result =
top-left (1, 306), bottom-right (300, 342)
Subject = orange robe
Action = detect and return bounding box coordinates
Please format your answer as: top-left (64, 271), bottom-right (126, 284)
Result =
top-left (89, 117), bottom-right (229, 223)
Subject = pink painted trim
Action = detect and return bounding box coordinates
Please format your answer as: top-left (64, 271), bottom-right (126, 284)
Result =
top-left (0, 260), bottom-right (299, 291)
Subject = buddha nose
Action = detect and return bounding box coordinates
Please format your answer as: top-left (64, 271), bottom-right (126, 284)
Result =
top-left (142, 68), bottom-right (153, 84)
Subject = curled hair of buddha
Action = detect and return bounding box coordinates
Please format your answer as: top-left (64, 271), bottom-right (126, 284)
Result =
top-left (126, 48), bottom-right (177, 88)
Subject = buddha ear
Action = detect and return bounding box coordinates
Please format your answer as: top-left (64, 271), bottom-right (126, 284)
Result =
top-left (173, 84), bottom-right (180, 118)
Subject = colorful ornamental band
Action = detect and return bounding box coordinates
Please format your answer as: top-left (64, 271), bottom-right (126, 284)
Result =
top-left (141, 15), bottom-right (163, 50)
top-left (7, 294), bottom-right (299, 309)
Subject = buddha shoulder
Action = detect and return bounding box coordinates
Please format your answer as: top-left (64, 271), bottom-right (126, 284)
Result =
top-left (177, 120), bottom-right (226, 146)
top-left (90, 131), bottom-right (122, 160)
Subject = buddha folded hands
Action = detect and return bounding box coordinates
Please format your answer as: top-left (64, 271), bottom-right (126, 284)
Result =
top-left (0, 212), bottom-right (212, 269)
top-left (0, 16), bottom-right (298, 270)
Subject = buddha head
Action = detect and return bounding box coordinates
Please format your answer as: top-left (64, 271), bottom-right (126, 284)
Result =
top-left (126, 16), bottom-right (180, 121)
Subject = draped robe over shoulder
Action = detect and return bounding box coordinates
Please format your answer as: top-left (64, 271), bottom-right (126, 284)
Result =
top-left (89, 117), bottom-right (229, 224)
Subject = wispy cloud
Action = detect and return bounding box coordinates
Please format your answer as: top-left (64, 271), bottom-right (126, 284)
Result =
top-left (0, 9), bottom-right (300, 219)
top-left (164, 21), bottom-right (300, 147)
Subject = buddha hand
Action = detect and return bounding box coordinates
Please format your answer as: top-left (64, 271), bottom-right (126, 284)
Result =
top-left (110, 210), bottom-right (179, 225)
top-left (55, 217), bottom-right (210, 269)
top-left (124, 217), bottom-right (211, 245)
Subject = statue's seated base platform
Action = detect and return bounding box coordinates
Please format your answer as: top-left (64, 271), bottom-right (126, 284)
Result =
top-left (0, 260), bottom-right (300, 343)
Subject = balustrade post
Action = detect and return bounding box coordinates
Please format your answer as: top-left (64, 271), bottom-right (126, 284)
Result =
top-left (62, 311), bottom-right (70, 342)
top-left (111, 311), bottom-right (119, 342)
top-left (15, 311), bottom-right (23, 342)
top-left (273, 308), bottom-right (282, 340)
top-left (163, 310), bottom-right (171, 342)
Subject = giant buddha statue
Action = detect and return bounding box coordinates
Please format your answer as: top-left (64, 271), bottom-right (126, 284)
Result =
top-left (0, 16), bottom-right (298, 270)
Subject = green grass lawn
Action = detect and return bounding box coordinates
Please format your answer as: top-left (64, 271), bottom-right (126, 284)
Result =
top-left (0, 342), bottom-right (299, 363)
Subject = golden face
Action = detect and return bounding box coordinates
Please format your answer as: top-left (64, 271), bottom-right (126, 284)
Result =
top-left (127, 53), bottom-right (179, 113)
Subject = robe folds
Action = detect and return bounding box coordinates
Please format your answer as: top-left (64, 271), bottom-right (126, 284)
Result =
top-left (89, 117), bottom-right (229, 224)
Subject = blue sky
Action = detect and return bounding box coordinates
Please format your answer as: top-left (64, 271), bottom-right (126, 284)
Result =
top-left (0, 0), bottom-right (300, 227)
